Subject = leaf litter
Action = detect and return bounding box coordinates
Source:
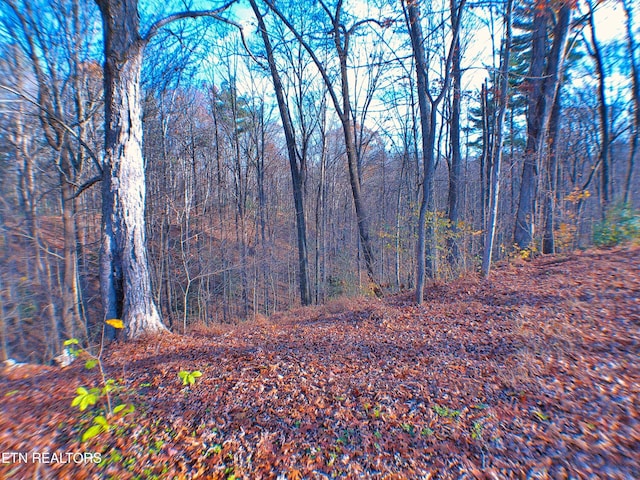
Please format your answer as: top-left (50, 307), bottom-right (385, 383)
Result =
top-left (0, 247), bottom-right (638, 479)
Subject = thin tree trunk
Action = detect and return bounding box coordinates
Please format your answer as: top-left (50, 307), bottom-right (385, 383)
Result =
top-left (479, 82), bottom-right (491, 237)
top-left (250, 0), bottom-right (311, 305)
top-left (60, 156), bottom-right (87, 341)
top-left (482, 0), bottom-right (513, 277)
top-left (447, 0), bottom-right (463, 270)
top-left (406, 1), bottom-right (435, 303)
top-left (587, 1), bottom-right (610, 214)
top-left (264, 0), bottom-right (379, 288)
top-left (542, 94), bottom-right (562, 254)
top-left (622, 0), bottom-right (638, 205)
top-left (405, 0), bottom-right (465, 303)
top-left (514, 2), bottom-right (547, 250)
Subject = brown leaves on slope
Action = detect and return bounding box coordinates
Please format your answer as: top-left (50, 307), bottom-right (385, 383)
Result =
top-left (0, 247), bottom-right (638, 479)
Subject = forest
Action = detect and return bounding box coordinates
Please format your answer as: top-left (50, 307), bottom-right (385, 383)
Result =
top-left (0, 0), bottom-right (638, 359)
top-left (0, 0), bottom-right (639, 478)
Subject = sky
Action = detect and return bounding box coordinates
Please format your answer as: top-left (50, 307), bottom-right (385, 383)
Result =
top-left (137, 0), bottom-right (634, 154)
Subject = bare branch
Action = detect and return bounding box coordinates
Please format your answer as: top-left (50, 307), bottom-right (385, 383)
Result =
top-left (0, 84), bottom-right (103, 176)
top-left (68, 175), bottom-right (103, 200)
top-left (143, 1), bottom-right (236, 42)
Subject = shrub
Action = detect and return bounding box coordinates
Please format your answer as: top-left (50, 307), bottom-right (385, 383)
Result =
top-left (593, 204), bottom-right (640, 247)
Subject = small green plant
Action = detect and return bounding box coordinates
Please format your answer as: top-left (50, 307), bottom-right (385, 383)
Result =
top-left (471, 421), bottom-right (483, 440)
top-left (421, 427), bottom-right (434, 436)
top-left (71, 386), bottom-right (101, 411)
top-left (178, 370), bottom-right (203, 386)
top-left (66, 319), bottom-right (135, 442)
top-left (593, 203), bottom-right (640, 247)
top-left (432, 404), bottom-right (460, 419)
top-left (401, 423), bottom-right (415, 435)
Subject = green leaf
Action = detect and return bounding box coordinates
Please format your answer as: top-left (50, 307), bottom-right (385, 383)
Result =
top-left (4, 390), bottom-right (19, 397)
top-left (63, 338), bottom-right (79, 346)
top-left (105, 319), bottom-right (124, 329)
top-left (178, 371), bottom-right (188, 380)
top-left (101, 384), bottom-right (114, 395)
top-left (191, 371), bottom-right (202, 378)
top-left (85, 359), bottom-right (98, 370)
top-left (113, 404), bottom-right (126, 414)
top-left (82, 424), bottom-right (103, 442)
top-left (93, 415), bottom-right (109, 427)
top-left (73, 388), bottom-right (98, 411)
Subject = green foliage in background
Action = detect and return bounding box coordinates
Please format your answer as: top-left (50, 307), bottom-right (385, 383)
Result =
top-left (593, 204), bottom-right (640, 247)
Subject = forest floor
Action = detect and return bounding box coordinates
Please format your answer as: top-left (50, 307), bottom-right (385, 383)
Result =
top-left (1, 247), bottom-right (638, 479)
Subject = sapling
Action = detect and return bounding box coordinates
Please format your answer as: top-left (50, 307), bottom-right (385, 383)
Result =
top-left (66, 319), bottom-right (135, 442)
top-left (178, 370), bottom-right (203, 386)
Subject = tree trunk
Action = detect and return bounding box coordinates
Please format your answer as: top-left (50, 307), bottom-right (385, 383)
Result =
top-left (60, 156), bottom-right (87, 341)
top-left (587, 1), bottom-right (610, 214)
top-left (542, 94), bottom-right (562, 254)
top-left (622, 0), bottom-right (639, 205)
top-left (482, 0), bottom-right (512, 277)
top-left (406, 1), bottom-right (435, 303)
top-left (264, 0), bottom-right (379, 288)
top-left (447, 0), bottom-right (463, 270)
top-left (406, 0), bottom-right (465, 302)
top-left (514, 2), bottom-right (547, 250)
top-left (250, 0), bottom-right (312, 306)
top-left (96, 0), bottom-right (165, 337)
top-left (514, 1), bottom-right (571, 250)
top-left (332, 12), bottom-right (378, 288)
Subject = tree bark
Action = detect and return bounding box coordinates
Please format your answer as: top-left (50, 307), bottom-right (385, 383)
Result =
top-left (514, 0), bottom-right (571, 250)
top-left (96, 0), bottom-right (164, 337)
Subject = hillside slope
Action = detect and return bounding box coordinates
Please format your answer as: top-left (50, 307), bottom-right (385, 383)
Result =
top-left (1, 247), bottom-right (638, 479)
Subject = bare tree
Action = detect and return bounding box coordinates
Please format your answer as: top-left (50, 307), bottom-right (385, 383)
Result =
top-left (264, 0), bottom-right (382, 289)
top-left (447, 0), bottom-right (464, 270)
top-left (249, 0), bottom-right (312, 305)
top-left (0, 0), bottom-right (104, 347)
top-left (482, 0), bottom-right (513, 277)
top-left (403, 0), bottom-right (466, 303)
top-left (585, 0), bottom-right (610, 215)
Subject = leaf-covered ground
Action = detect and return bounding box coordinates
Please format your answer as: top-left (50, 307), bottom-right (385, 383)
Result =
top-left (1, 247), bottom-right (638, 479)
